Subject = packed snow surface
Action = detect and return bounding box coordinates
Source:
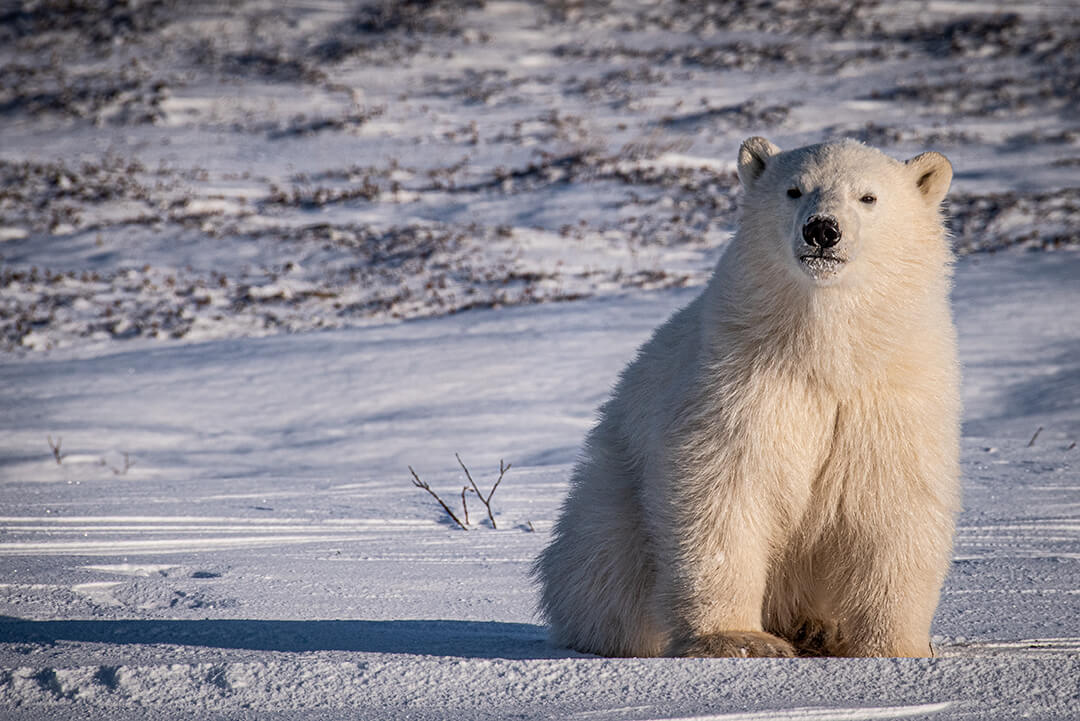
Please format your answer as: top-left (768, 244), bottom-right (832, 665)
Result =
top-left (1, 251), bottom-right (1077, 719)
top-left (1, 1), bottom-right (1078, 719)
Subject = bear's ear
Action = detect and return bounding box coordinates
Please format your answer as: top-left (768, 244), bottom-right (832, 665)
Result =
top-left (905, 151), bottom-right (953, 206)
top-left (738, 136), bottom-right (781, 190)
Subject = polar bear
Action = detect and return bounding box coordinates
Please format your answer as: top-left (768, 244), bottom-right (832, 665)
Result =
top-left (534, 137), bottom-right (960, 658)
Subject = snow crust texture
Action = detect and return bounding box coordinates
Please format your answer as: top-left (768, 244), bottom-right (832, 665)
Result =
top-left (0, 1), bottom-right (1078, 719)
top-left (1, 251), bottom-right (1077, 719)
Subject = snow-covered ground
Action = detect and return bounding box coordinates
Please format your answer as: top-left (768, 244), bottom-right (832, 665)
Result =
top-left (1, 1), bottom-right (1078, 719)
top-left (3, 0), bottom-right (1077, 353)
top-left (1, 247), bottom-right (1078, 720)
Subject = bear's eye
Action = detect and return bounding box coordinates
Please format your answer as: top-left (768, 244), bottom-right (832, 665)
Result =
top-left (786, 188), bottom-right (802, 199)
top-left (860, 194), bottom-right (877, 205)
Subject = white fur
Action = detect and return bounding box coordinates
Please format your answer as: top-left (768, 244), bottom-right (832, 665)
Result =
top-left (534, 138), bottom-right (960, 658)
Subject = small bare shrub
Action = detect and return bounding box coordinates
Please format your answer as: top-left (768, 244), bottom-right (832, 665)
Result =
top-left (48, 436), bottom-right (64, 464)
top-left (408, 454), bottom-right (511, 530)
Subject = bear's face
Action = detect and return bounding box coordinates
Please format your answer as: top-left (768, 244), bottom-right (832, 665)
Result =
top-left (737, 138), bottom-right (952, 288)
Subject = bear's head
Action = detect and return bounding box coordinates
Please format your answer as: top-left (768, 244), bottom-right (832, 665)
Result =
top-left (736, 137), bottom-right (952, 288)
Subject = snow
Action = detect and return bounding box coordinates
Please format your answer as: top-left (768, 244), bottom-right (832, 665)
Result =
top-left (1, 250), bottom-right (1077, 719)
top-left (1, 0), bottom-right (1078, 719)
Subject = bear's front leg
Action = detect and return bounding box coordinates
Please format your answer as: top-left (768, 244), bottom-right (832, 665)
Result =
top-left (833, 579), bottom-right (939, 658)
top-left (659, 537), bottom-right (797, 658)
top-left (828, 515), bottom-right (954, 658)
top-left (649, 466), bottom-right (797, 659)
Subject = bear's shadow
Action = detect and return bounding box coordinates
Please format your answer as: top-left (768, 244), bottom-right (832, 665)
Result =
top-left (0, 617), bottom-right (582, 660)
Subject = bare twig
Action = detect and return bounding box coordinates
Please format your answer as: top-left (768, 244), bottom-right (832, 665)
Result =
top-left (409, 466), bottom-right (468, 530)
top-left (408, 456), bottom-right (513, 530)
top-left (1028, 426), bottom-right (1043, 447)
top-left (457, 453), bottom-right (511, 529)
top-left (47, 436), bottom-right (63, 465)
top-left (491, 459), bottom-right (510, 502)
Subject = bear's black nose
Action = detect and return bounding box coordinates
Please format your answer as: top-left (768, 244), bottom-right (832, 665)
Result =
top-left (802, 216), bottom-right (841, 248)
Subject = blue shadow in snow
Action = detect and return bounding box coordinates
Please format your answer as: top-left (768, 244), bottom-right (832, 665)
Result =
top-left (0, 617), bottom-right (584, 660)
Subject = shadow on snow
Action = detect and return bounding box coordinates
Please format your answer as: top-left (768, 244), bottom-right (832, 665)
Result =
top-left (0, 617), bottom-right (583, 660)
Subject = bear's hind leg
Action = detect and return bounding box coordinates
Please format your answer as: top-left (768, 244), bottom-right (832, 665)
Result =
top-left (535, 450), bottom-right (666, 657)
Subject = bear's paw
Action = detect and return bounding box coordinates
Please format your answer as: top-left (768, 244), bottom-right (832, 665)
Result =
top-left (674, 630), bottom-right (796, 658)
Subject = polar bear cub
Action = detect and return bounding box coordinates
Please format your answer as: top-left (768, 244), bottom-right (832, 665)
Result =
top-left (534, 137), bottom-right (960, 658)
